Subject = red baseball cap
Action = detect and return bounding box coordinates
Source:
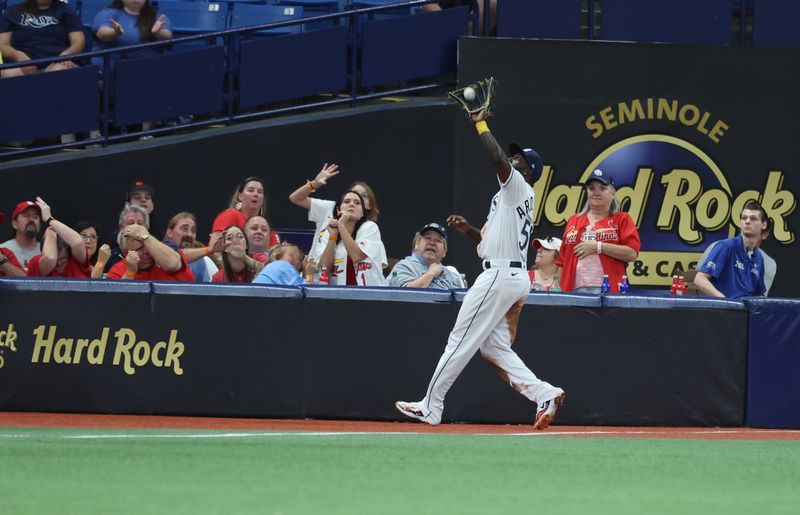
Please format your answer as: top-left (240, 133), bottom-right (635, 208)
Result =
top-left (12, 201), bottom-right (41, 220)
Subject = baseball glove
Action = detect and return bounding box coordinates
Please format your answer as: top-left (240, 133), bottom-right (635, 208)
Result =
top-left (448, 77), bottom-right (497, 118)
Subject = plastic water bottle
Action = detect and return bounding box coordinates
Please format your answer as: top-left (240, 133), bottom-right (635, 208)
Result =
top-left (600, 274), bottom-right (610, 294)
top-left (391, 270), bottom-right (398, 285)
top-left (312, 268), bottom-right (320, 284)
top-left (619, 275), bottom-right (629, 295)
top-left (550, 275), bottom-right (561, 292)
top-left (319, 266), bottom-right (330, 286)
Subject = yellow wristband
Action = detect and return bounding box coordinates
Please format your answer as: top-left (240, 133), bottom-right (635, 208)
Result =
top-left (94, 262), bottom-right (105, 269)
top-left (204, 246), bottom-right (211, 256)
top-left (475, 120), bottom-right (489, 135)
top-left (123, 271), bottom-right (136, 278)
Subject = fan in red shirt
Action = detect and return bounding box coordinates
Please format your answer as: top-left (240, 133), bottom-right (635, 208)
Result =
top-left (556, 170), bottom-right (640, 293)
top-left (211, 225), bottom-right (261, 283)
top-left (26, 197), bottom-right (90, 278)
top-left (211, 177), bottom-right (280, 248)
top-left (0, 247), bottom-right (25, 276)
top-left (107, 223), bottom-right (194, 281)
top-left (244, 215), bottom-right (273, 264)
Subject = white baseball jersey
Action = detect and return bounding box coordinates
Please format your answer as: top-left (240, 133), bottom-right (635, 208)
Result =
top-left (330, 220), bottom-right (387, 286)
top-left (477, 165), bottom-right (535, 265)
top-left (308, 198), bottom-right (336, 262)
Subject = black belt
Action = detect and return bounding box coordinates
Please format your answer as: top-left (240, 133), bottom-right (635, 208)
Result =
top-left (482, 260), bottom-right (523, 270)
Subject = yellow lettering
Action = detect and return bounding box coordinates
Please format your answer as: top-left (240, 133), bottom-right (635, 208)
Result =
top-left (87, 328), bottom-right (108, 365)
top-left (113, 328), bottom-right (137, 375)
top-left (73, 338), bottom-right (89, 364)
top-left (0, 324), bottom-right (18, 352)
top-left (164, 330), bottom-right (185, 376)
top-left (133, 341), bottom-right (150, 368)
top-left (678, 104), bottom-right (700, 126)
top-left (618, 99), bottom-right (645, 125)
top-left (696, 111), bottom-right (711, 135)
top-left (657, 169), bottom-right (703, 244)
top-left (657, 98), bottom-right (678, 121)
top-left (151, 341), bottom-right (166, 367)
top-left (695, 189), bottom-right (731, 232)
top-left (599, 107), bottom-right (617, 130)
top-left (586, 115), bottom-right (604, 139)
top-left (54, 337), bottom-right (74, 364)
top-left (615, 167), bottom-right (654, 226)
top-left (708, 121), bottom-right (729, 143)
top-left (544, 184), bottom-right (584, 226)
top-left (760, 171), bottom-right (797, 244)
top-left (31, 325), bottom-right (54, 363)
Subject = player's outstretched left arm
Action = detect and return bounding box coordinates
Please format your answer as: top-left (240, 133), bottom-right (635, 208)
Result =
top-left (471, 110), bottom-right (510, 183)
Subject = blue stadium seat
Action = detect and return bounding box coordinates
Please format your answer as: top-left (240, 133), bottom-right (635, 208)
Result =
top-left (274, 0), bottom-right (344, 29)
top-left (157, 2), bottom-right (228, 49)
top-left (80, 0), bottom-right (111, 29)
top-left (230, 3), bottom-right (305, 36)
top-left (752, 0), bottom-right (800, 47)
top-left (351, 0), bottom-right (413, 21)
top-left (599, 0), bottom-right (733, 45)
top-left (497, 0), bottom-right (587, 39)
top-left (360, 6), bottom-right (467, 87)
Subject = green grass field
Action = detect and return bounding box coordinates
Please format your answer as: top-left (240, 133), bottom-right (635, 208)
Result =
top-left (2, 427), bottom-right (799, 515)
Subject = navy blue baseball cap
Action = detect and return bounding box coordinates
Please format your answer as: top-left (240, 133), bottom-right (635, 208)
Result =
top-left (508, 143), bottom-right (543, 183)
top-left (585, 169), bottom-right (615, 187)
top-left (420, 222), bottom-right (448, 240)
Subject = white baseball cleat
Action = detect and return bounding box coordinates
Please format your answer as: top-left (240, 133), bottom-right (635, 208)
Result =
top-left (533, 390), bottom-right (566, 431)
top-left (395, 400), bottom-right (439, 425)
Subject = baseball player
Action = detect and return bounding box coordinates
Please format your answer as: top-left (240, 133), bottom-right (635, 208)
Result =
top-left (396, 108), bottom-right (565, 430)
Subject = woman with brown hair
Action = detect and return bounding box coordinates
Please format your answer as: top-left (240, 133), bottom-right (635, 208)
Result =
top-left (211, 225), bottom-right (263, 283)
top-left (212, 176), bottom-right (280, 247)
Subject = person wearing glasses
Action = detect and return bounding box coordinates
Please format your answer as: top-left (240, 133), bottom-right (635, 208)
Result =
top-left (211, 225), bottom-right (263, 283)
top-left (26, 197), bottom-right (90, 278)
top-left (288, 164), bottom-right (385, 263)
top-left (75, 221), bottom-right (112, 279)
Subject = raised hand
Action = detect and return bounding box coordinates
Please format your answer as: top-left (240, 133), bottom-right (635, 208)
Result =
top-left (447, 214), bottom-right (470, 234)
top-left (35, 197), bottom-right (52, 222)
top-left (151, 15), bottom-right (166, 34)
top-left (314, 163), bottom-right (340, 186)
top-left (111, 18), bottom-right (124, 36)
top-left (126, 250), bottom-right (140, 273)
top-left (97, 244), bottom-right (112, 264)
top-left (208, 231), bottom-right (225, 253)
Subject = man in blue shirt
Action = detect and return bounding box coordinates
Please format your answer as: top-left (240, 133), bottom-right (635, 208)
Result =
top-left (695, 201), bottom-right (768, 298)
top-left (388, 222), bottom-right (464, 289)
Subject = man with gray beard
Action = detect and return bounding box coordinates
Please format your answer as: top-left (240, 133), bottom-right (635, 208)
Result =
top-left (1, 201), bottom-right (42, 271)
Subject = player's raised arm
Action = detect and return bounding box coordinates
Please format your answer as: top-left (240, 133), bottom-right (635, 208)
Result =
top-left (471, 110), bottom-right (511, 183)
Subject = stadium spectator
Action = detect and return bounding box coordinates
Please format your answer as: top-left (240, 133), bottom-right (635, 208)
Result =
top-left (75, 221), bottom-right (111, 279)
top-left (289, 164), bottom-right (384, 263)
top-left (107, 222), bottom-right (193, 280)
top-left (694, 200), bottom-right (769, 298)
top-left (212, 225), bottom-right (261, 283)
top-left (698, 234), bottom-right (776, 296)
top-left (244, 215), bottom-right (271, 264)
top-left (388, 222), bottom-right (462, 289)
top-left (103, 204), bottom-right (149, 274)
top-left (556, 170), bottom-right (640, 293)
top-left (26, 197), bottom-right (89, 278)
top-left (92, 0), bottom-right (172, 66)
top-left (1, 200), bottom-right (42, 270)
top-left (0, 210), bottom-right (25, 276)
top-left (318, 190), bottom-right (387, 286)
top-left (253, 243), bottom-right (315, 286)
top-left (0, 0), bottom-right (85, 78)
top-left (529, 237), bottom-right (562, 291)
top-left (212, 176), bottom-right (280, 247)
top-left (164, 212), bottom-right (217, 282)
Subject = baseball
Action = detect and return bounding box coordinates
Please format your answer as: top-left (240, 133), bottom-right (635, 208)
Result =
top-left (463, 86), bottom-right (476, 101)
